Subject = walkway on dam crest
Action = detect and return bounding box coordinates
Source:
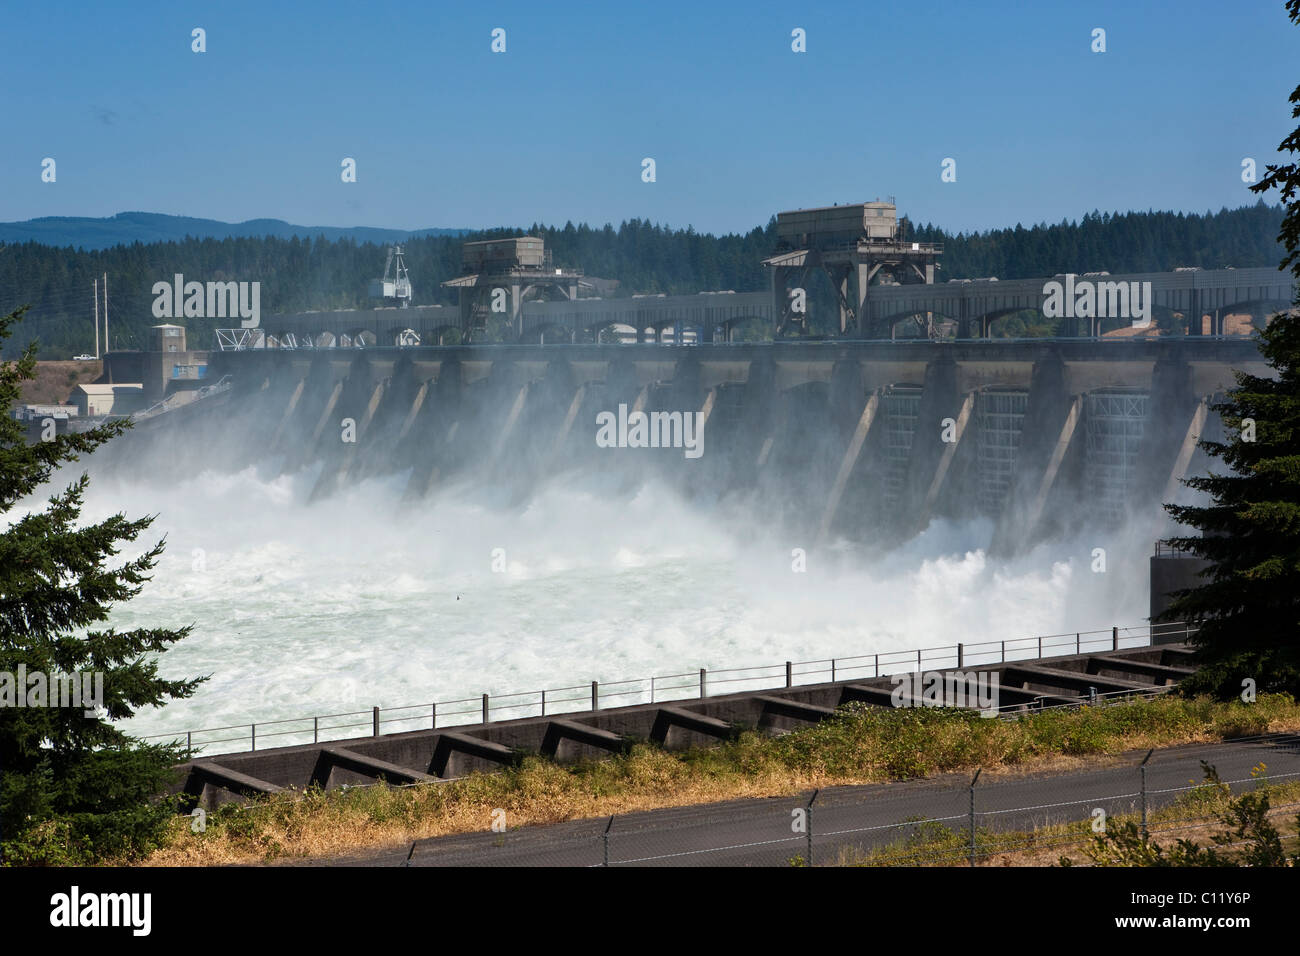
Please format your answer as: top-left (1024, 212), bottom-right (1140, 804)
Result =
top-left (171, 632), bottom-right (1199, 811)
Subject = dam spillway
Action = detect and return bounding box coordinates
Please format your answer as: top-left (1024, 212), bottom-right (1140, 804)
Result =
top-left (109, 336), bottom-right (1268, 554)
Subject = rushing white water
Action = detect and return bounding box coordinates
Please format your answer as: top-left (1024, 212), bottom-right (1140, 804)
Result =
top-left (46, 464), bottom-right (1154, 744)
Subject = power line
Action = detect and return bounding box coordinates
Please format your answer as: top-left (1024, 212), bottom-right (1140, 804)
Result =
top-left (0, 287), bottom-right (101, 314)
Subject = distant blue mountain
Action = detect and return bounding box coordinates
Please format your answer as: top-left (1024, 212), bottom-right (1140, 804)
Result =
top-left (0, 211), bottom-right (468, 250)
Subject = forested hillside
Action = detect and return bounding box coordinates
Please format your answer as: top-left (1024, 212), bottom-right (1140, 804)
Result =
top-left (0, 211), bottom-right (467, 251)
top-left (0, 203), bottom-right (1284, 357)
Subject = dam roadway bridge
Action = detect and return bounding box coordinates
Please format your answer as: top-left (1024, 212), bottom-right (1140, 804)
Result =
top-left (863, 265), bottom-right (1291, 338)
top-left (251, 292), bottom-right (777, 348)
top-left (241, 267), bottom-right (1291, 346)
top-left (118, 334), bottom-right (1272, 554)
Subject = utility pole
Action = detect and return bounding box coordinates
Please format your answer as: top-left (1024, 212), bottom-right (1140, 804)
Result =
top-left (102, 272), bottom-right (108, 353)
top-left (93, 278), bottom-right (99, 358)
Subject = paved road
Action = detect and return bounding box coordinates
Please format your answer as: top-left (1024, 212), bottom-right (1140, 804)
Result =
top-left (301, 734), bottom-right (1300, 867)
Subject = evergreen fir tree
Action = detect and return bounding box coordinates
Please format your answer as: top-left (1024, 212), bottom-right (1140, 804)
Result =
top-left (0, 305), bottom-right (204, 863)
top-left (1161, 0), bottom-right (1300, 698)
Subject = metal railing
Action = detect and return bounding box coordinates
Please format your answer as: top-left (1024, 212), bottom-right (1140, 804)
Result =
top-left (807, 238), bottom-right (945, 256)
top-left (132, 375), bottom-right (233, 421)
top-left (1154, 539), bottom-right (1205, 558)
top-left (140, 622), bottom-right (1197, 757)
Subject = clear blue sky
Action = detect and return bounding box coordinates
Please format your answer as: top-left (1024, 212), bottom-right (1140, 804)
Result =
top-left (3, 0), bottom-right (1296, 236)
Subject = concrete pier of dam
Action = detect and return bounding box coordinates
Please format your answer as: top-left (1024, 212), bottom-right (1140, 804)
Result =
top-left (109, 336), bottom-right (1269, 552)
top-left (173, 641), bottom-right (1195, 809)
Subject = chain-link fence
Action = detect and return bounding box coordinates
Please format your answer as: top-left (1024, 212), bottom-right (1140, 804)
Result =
top-left (393, 733), bottom-right (1300, 867)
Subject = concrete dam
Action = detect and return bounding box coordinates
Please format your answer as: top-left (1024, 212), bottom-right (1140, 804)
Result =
top-left (110, 335), bottom-right (1269, 554)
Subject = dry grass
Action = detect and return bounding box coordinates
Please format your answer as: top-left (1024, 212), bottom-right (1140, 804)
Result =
top-left (137, 693), bottom-right (1300, 866)
top-left (146, 753), bottom-right (832, 866)
top-left (18, 360), bottom-right (101, 405)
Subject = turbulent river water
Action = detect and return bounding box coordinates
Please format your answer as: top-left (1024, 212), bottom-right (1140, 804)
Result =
top-left (45, 463), bottom-right (1156, 744)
